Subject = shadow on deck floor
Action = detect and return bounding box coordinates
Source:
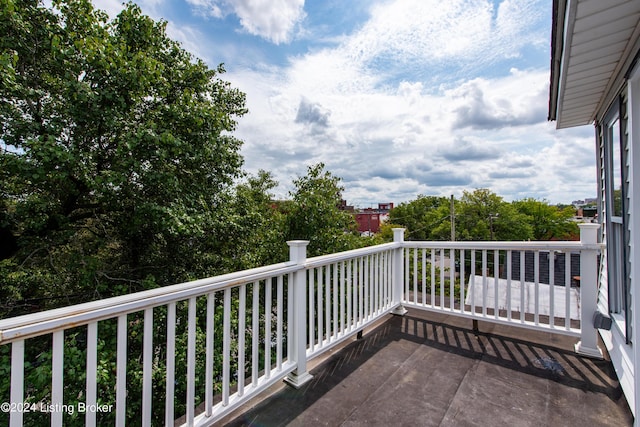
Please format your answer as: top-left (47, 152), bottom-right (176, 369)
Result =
top-left (222, 309), bottom-right (633, 427)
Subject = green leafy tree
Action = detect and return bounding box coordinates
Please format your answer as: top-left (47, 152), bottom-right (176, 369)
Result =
top-left (424, 202), bottom-right (458, 241)
top-left (376, 222), bottom-right (404, 242)
top-left (388, 195), bottom-right (449, 240)
top-left (0, 0), bottom-right (247, 312)
top-left (285, 163), bottom-right (359, 256)
top-left (0, 2), bottom-right (254, 425)
top-left (455, 189), bottom-right (533, 241)
top-left (223, 170), bottom-right (289, 268)
top-left (512, 198), bottom-right (578, 240)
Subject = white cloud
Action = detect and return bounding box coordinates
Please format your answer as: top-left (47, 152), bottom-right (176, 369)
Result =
top-left (336, 0), bottom-right (547, 82)
top-left (185, 0), bottom-right (225, 18)
top-left (448, 69), bottom-right (549, 130)
top-left (86, 1), bottom-right (595, 205)
top-left (348, 0), bottom-right (493, 62)
top-left (186, 0), bottom-right (306, 44)
top-left (92, 0), bottom-right (127, 18)
top-left (231, 63), bottom-right (578, 205)
top-left (234, 0), bottom-right (306, 44)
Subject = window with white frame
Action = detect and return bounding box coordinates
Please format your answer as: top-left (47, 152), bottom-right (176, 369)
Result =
top-left (603, 97), bottom-right (630, 340)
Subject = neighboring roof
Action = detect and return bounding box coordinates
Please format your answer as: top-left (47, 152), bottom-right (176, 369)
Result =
top-left (548, 0), bottom-right (640, 129)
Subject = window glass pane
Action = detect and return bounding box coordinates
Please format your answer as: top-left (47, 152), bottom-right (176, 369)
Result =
top-left (609, 119), bottom-right (623, 217)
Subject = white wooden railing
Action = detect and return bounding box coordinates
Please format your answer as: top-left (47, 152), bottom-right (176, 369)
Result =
top-left (0, 224), bottom-right (601, 426)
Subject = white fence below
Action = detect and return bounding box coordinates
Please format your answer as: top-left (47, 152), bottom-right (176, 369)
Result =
top-left (465, 276), bottom-right (580, 320)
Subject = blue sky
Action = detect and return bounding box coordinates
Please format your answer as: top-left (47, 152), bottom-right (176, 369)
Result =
top-left (94, 0), bottom-right (596, 206)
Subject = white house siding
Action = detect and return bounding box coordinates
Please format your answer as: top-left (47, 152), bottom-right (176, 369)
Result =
top-left (597, 82), bottom-right (635, 417)
top-left (597, 122), bottom-right (609, 316)
top-left (627, 65), bottom-right (640, 423)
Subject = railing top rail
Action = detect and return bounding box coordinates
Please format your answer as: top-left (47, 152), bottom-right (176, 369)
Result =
top-left (402, 240), bottom-right (603, 251)
top-left (0, 237), bottom-right (601, 344)
top-left (0, 261), bottom-right (297, 344)
top-left (304, 242), bottom-right (399, 268)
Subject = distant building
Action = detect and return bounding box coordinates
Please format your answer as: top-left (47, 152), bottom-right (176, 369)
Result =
top-left (377, 202), bottom-right (393, 212)
top-left (353, 203), bottom-right (394, 235)
top-left (338, 199), bottom-right (354, 211)
top-left (572, 198), bottom-right (597, 207)
top-left (577, 206), bottom-right (597, 218)
top-left (355, 210), bottom-right (380, 234)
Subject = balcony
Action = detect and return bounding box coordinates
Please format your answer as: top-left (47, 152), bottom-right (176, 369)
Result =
top-left (0, 224), bottom-right (633, 426)
top-left (220, 309), bottom-right (631, 426)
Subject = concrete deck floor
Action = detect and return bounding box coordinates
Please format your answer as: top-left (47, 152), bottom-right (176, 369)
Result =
top-left (221, 308), bottom-right (633, 427)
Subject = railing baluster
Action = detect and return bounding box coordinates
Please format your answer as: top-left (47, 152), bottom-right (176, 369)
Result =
top-left (86, 322), bottom-right (97, 427)
top-left (165, 302), bottom-right (176, 426)
top-left (309, 271), bottom-right (315, 352)
top-left (439, 249), bottom-right (445, 309)
top-left (388, 250), bottom-right (393, 307)
top-left (318, 268), bottom-right (324, 347)
top-left (116, 314), bottom-right (127, 427)
top-left (374, 253), bottom-right (379, 312)
top-left (351, 259), bottom-right (357, 327)
top-left (142, 307), bottom-right (153, 426)
top-left (494, 250), bottom-right (499, 320)
top-left (383, 251), bottom-right (388, 308)
top-left (333, 263), bottom-right (338, 340)
top-left (223, 288), bottom-right (232, 406)
top-left (431, 249), bottom-right (436, 308)
top-left (380, 252), bottom-right (384, 309)
top-left (520, 251), bottom-right (525, 323)
top-left (252, 281), bottom-right (260, 387)
top-left (421, 249), bottom-right (427, 306)
top-left (205, 292), bottom-right (215, 416)
top-left (277, 275), bottom-right (284, 370)
top-left (373, 253), bottom-right (378, 314)
top-left (549, 251), bottom-right (555, 328)
top-left (186, 297), bottom-right (197, 425)
top-left (534, 251), bottom-right (540, 325)
top-left (506, 251), bottom-right (512, 321)
top-left (10, 340), bottom-right (24, 427)
top-left (470, 250), bottom-right (476, 314)
top-left (371, 255), bottom-right (376, 315)
top-left (51, 330), bottom-right (64, 427)
top-left (450, 249), bottom-right (455, 311)
top-left (265, 278), bottom-right (272, 380)
top-left (347, 260), bottom-right (352, 332)
top-left (389, 250), bottom-right (393, 307)
top-left (287, 272), bottom-right (293, 361)
top-left (364, 255), bottom-right (370, 320)
top-left (565, 251), bottom-right (571, 330)
top-left (340, 262), bottom-right (345, 335)
top-left (413, 248), bottom-right (418, 305)
top-left (405, 248), bottom-right (410, 305)
top-left (482, 250), bottom-right (487, 317)
top-left (460, 249), bottom-right (465, 314)
top-left (325, 266), bottom-right (331, 343)
top-left (238, 284), bottom-right (246, 396)
top-left (359, 257), bottom-right (364, 325)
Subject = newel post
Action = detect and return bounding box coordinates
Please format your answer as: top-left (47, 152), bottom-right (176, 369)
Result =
top-left (575, 223), bottom-right (603, 358)
top-left (391, 228), bottom-right (408, 315)
top-left (284, 240), bottom-right (313, 388)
